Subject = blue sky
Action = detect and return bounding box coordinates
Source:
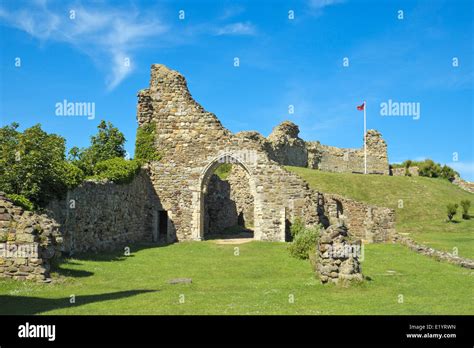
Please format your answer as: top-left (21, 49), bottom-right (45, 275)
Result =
top-left (0, 0), bottom-right (473, 179)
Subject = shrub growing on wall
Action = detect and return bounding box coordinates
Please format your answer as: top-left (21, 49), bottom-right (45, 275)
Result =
top-left (135, 122), bottom-right (161, 161)
top-left (5, 193), bottom-right (34, 211)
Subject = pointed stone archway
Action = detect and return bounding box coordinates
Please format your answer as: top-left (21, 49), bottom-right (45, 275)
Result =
top-left (192, 152), bottom-right (261, 241)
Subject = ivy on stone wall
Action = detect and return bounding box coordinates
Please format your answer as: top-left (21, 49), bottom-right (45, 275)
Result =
top-left (135, 122), bottom-right (162, 161)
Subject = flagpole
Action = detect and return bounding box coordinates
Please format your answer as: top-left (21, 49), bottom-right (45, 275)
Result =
top-left (364, 101), bottom-right (367, 174)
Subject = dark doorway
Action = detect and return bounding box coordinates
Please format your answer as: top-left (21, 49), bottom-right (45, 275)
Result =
top-left (158, 210), bottom-right (168, 241)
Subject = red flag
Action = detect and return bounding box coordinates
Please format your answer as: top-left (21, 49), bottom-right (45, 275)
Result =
top-left (357, 102), bottom-right (365, 111)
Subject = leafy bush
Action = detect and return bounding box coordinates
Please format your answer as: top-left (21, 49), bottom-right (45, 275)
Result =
top-left (61, 162), bottom-right (85, 189)
top-left (91, 157), bottom-right (141, 184)
top-left (460, 200), bottom-right (471, 219)
top-left (0, 123), bottom-right (82, 207)
top-left (135, 122), bottom-right (161, 161)
top-left (392, 159), bottom-right (458, 181)
top-left (288, 220), bottom-right (320, 260)
top-left (5, 193), bottom-right (34, 211)
top-left (289, 217), bottom-right (305, 238)
top-left (446, 203), bottom-right (458, 222)
top-left (404, 160), bottom-right (412, 176)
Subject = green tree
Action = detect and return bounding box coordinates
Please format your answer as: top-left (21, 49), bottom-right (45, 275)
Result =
top-left (0, 123), bottom-right (84, 207)
top-left (70, 120), bottom-right (126, 175)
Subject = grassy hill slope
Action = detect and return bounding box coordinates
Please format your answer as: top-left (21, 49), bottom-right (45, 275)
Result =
top-left (286, 167), bottom-right (474, 259)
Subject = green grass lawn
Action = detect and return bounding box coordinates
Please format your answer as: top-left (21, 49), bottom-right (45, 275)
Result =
top-left (0, 241), bottom-right (473, 315)
top-left (287, 167), bottom-right (474, 259)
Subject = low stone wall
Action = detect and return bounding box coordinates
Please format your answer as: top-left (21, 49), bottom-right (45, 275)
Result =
top-left (320, 193), bottom-right (396, 243)
top-left (452, 175), bottom-right (474, 194)
top-left (390, 166), bottom-right (419, 176)
top-left (0, 193), bottom-right (61, 281)
top-left (46, 169), bottom-right (157, 254)
top-left (394, 234), bottom-right (474, 269)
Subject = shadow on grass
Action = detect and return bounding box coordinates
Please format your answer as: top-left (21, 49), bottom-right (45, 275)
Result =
top-left (0, 289), bottom-right (158, 315)
top-left (63, 242), bottom-right (167, 263)
top-left (51, 243), bottom-right (171, 279)
top-left (53, 266), bottom-right (94, 278)
top-left (204, 226), bottom-right (254, 240)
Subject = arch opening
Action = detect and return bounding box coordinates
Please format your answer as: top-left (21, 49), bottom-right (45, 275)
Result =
top-left (198, 154), bottom-right (256, 240)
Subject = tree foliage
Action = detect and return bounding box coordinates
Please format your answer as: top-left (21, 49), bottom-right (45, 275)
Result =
top-left (70, 120), bottom-right (126, 175)
top-left (391, 159), bottom-right (458, 181)
top-left (0, 123), bottom-right (84, 207)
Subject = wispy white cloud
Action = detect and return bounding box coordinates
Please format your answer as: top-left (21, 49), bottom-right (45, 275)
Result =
top-left (219, 6), bottom-right (245, 20)
top-left (215, 22), bottom-right (256, 36)
top-left (308, 0), bottom-right (345, 12)
top-left (0, 2), bottom-right (168, 90)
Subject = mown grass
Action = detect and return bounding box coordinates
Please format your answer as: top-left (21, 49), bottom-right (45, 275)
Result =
top-left (286, 167), bottom-right (474, 259)
top-left (0, 241), bottom-right (472, 315)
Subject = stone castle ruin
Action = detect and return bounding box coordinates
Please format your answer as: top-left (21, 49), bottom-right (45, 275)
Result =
top-left (1, 64), bottom-right (396, 283)
top-left (134, 64), bottom-right (393, 243)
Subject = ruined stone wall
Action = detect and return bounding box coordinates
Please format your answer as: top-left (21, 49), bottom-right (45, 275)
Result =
top-left (226, 165), bottom-right (255, 228)
top-left (204, 175), bottom-right (239, 234)
top-left (0, 193), bottom-right (61, 281)
top-left (321, 193), bottom-right (395, 243)
top-left (47, 169), bottom-right (157, 254)
top-left (316, 224), bottom-right (364, 285)
top-left (204, 165), bottom-right (255, 235)
top-left (266, 121), bottom-right (308, 167)
top-left (243, 121), bottom-right (390, 175)
top-left (391, 166), bottom-right (420, 177)
top-left (452, 175), bottom-right (474, 193)
top-left (306, 130), bottom-right (389, 174)
top-left (138, 64), bottom-right (321, 242)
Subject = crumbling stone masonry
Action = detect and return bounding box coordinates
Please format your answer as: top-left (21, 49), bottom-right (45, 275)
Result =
top-left (138, 64), bottom-right (321, 242)
top-left (240, 121), bottom-right (390, 175)
top-left (321, 193), bottom-right (396, 243)
top-left (0, 193), bottom-right (61, 281)
top-left (45, 64), bottom-right (395, 251)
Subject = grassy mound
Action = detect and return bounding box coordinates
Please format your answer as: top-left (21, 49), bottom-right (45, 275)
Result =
top-left (286, 167), bottom-right (474, 258)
